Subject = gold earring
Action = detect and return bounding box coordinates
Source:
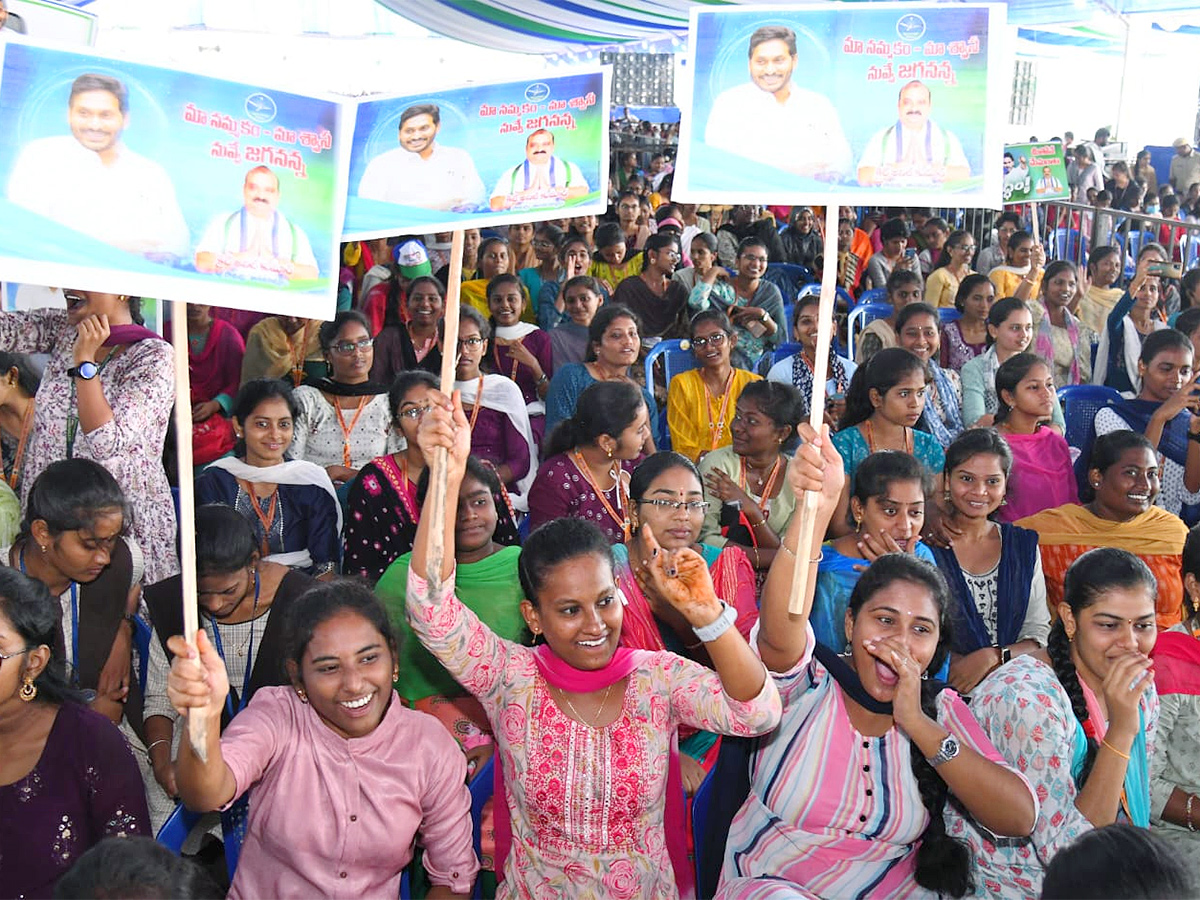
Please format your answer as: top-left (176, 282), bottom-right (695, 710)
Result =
top-left (19, 677), bottom-right (36, 702)
top-left (296, 688), bottom-right (308, 704)
top-left (943, 490), bottom-right (951, 503)
top-left (854, 518), bottom-right (863, 533)
top-left (605, 445), bottom-right (614, 460)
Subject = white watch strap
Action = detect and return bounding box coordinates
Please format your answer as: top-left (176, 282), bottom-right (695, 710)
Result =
top-left (692, 600), bottom-right (737, 643)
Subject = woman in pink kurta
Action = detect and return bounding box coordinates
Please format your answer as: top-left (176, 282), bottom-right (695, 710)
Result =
top-left (0, 294), bottom-right (177, 582)
top-left (406, 391), bottom-right (782, 900)
top-left (166, 580), bottom-right (478, 900)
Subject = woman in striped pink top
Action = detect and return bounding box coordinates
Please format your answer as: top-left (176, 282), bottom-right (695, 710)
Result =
top-left (717, 426), bottom-right (1038, 899)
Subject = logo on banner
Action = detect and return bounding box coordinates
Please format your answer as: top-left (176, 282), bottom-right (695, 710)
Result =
top-left (524, 83), bottom-right (551, 103)
top-left (897, 14), bottom-right (927, 42)
top-left (245, 92), bottom-right (278, 124)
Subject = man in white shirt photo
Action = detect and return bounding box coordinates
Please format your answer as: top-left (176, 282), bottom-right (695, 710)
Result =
top-left (703, 25), bottom-right (852, 180)
top-left (857, 80), bottom-right (971, 187)
top-left (489, 128), bottom-right (588, 211)
top-left (357, 103), bottom-right (486, 211)
top-left (7, 72), bottom-right (189, 259)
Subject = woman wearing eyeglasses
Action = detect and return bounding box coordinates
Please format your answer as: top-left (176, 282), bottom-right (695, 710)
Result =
top-left (613, 451), bottom-right (758, 792)
top-left (291, 311), bottom-right (399, 492)
top-left (668, 310), bottom-right (761, 464)
top-left (342, 372), bottom-right (439, 585)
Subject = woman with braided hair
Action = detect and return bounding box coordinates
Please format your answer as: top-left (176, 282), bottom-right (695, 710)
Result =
top-left (717, 424), bottom-right (1036, 900)
top-left (945, 547), bottom-right (1159, 899)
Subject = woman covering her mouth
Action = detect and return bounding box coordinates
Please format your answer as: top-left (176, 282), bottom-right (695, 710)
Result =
top-left (1016, 430), bottom-right (1189, 629)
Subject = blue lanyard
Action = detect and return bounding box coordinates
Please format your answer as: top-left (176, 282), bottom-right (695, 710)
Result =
top-left (207, 569), bottom-right (260, 721)
top-left (19, 546), bottom-right (79, 685)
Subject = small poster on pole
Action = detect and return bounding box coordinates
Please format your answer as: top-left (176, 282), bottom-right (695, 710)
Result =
top-left (343, 69), bottom-right (611, 240)
top-left (1002, 141), bottom-right (1070, 205)
top-left (675, 2), bottom-right (1006, 208)
top-left (0, 40), bottom-right (349, 320)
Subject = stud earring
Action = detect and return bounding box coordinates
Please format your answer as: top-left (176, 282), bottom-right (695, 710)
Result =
top-left (19, 677), bottom-right (36, 702)
top-left (606, 446), bottom-right (614, 460)
top-left (296, 688), bottom-right (308, 704)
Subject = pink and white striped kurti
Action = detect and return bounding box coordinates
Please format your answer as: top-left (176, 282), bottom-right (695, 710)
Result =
top-left (718, 626), bottom-right (1035, 900)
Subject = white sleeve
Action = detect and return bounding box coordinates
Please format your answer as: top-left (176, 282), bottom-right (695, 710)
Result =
top-left (194, 215), bottom-right (228, 256)
top-left (567, 161), bottom-right (589, 192)
top-left (1093, 405), bottom-right (1126, 438)
top-left (289, 223), bottom-right (318, 268)
top-left (1019, 548), bottom-right (1051, 647)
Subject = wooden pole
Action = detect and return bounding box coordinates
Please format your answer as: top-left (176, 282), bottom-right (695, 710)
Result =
top-left (787, 205), bottom-right (840, 614)
top-left (425, 231), bottom-right (466, 599)
top-left (170, 300), bottom-right (206, 761)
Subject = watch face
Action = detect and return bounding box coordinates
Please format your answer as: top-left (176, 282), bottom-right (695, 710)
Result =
top-left (76, 361), bottom-right (98, 379)
top-left (942, 736), bottom-right (960, 757)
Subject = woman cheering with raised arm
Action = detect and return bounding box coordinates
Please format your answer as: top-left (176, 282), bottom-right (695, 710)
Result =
top-left (407, 389), bottom-right (781, 899)
top-left (718, 425), bottom-right (1037, 900)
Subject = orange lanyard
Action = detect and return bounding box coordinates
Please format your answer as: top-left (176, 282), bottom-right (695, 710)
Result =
top-left (702, 370), bottom-right (735, 451)
top-left (238, 480), bottom-right (279, 557)
top-left (333, 395), bottom-right (370, 468)
top-left (493, 343), bottom-right (520, 380)
top-left (863, 419), bottom-right (912, 454)
top-left (466, 375), bottom-right (485, 432)
top-left (7, 401), bottom-right (34, 491)
top-left (739, 456), bottom-right (783, 519)
top-left (572, 449), bottom-right (629, 541)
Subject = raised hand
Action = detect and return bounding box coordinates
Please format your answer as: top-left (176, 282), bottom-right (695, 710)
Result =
top-left (633, 524), bottom-right (722, 627)
top-left (74, 313), bottom-right (110, 366)
top-left (166, 631), bottom-right (230, 722)
top-left (417, 389), bottom-right (471, 474)
top-left (1101, 650), bottom-right (1154, 739)
top-left (862, 635), bottom-right (929, 733)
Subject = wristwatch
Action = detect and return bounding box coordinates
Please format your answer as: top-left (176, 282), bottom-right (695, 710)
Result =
top-left (67, 361), bottom-right (99, 380)
top-left (997, 644), bottom-right (1012, 665)
top-left (927, 733), bottom-right (961, 767)
top-left (692, 601), bottom-right (737, 644)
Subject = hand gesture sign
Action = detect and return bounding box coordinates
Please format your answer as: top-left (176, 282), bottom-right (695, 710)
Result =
top-left (633, 524), bottom-right (722, 627)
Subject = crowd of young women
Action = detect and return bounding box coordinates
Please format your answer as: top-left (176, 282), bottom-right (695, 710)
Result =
top-left (6, 211), bottom-right (1200, 899)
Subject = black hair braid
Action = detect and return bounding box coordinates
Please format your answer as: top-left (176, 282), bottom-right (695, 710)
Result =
top-left (910, 677), bottom-right (973, 898)
top-left (1046, 619), bottom-right (1098, 784)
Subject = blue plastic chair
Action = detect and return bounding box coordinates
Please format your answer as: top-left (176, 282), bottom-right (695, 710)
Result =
top-left (133, 615), bottom-right (153, 694)
top-left (1057, 384), bottom-right (1123, 497)
top-left (847, 303), bottom-right (891, 360)
top-left (856, 287), bottom-right (888, 306)
top-left (772, 342), bottom-right (803, 365)
top-left (644, 339), bottom-right (699, 451)
top-left (762, 266), bottom-right (798, 305)
top-left (1048, 226), bottom-right (1083, 263)
top-left (1123, 230), bottom-right (1145, 278)
top-left (938, 308), bottom-right (962, 325)
top-left (469, 754), bottom-right (496, 900)
top-left (795, 283), bottom-right (821, 301)
top-left (156, 802), bottom-right (203, 854)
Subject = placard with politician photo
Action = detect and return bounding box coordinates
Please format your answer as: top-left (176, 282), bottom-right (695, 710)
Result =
top-left (0, 40), bottom-right (348, 318)
top-left (1003, 141), bottom-right (1070, 205)
top-left (675, 2), bottom-right (1005, 207)
top-left (343, 68), bottom-right (610, 240)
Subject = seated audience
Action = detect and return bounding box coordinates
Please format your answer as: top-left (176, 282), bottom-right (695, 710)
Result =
top-left (930, 429), bottom-right (1050, 697)
top-left (167, 579), bottom-right (478, 899)
top-left (896, 302), bottom-right (964, 448)
top-left (1042, 824), bottom-right (1196, 900)
top-left (588, 222), bottom-right (639, 296)
top-left (548, 275), bottom-right (603, 370)
top-left (1095, 328), bottom-right (1200, 524)
top-left (779, 206), bottom-right (823, 270)
top-left (946, 548), bottom-right (1159, 899)
top-left (1076, 245), bottom-right (1125, 335)
top-left (1094, 258), bottom-right (1168, 394)
top-left (699, 381), bottom-right (803, 571)
top-left (690, 237), bottom-right (786, 369)
top-left (292, 311), bottom-right (399, 490)
top-left (924, 229), bottom-right (976, 309)
top-left (1035, 261), bottom-right (1096, 387)
top-left (461, 237), bottom-right (530, 320)
top-left (0, 290), bottom-right (177, 582)
top-left (767, 294), bottom-right (856, 427)
top-left (994, 353), bottom-right (1079, 521)
top-left (668, 310), bottom-right (761, 463)
top-left (613, 232), bottom-right (689, 340)
top-left (406, 395), bottom-right (781, 898)
top-left (988, 230), bottom-right (1045, 303)
top-left (1016, 430), bottom-right (1188, 628)
top-left (856, 269), bottom-right (923, 365)
top-left (543, 305), bottom-right (657, 449)
top-left (186, 303), bottom-right (245, 467)
top-left (369, 274), bottom-right (444, 385)
top-left (0, 567), bottom-right (149, 898)
top-left (529, 381), bottom-right (649, 543)
top-left (487, 273), bottom-right (553, 446)
top-left (53, 835), bottom-right (222, 900)
top-left (963, 298), bottom-right (1065, 430)
top-left (718, 433), bottom-right (1036, 898)
top-left (454, 305), bottom-right (537, 508)
top-left (810, 450), bottom-right (937, 654)
top-left (239, 315), bottom-right (322, 388)
top-left (975, 211), bottom-right (1021, 274)
top-left (517, 222), bottom-right (564, 310)
top-left (538, 233), bottom-right (592, 332)
top-left (197, 378), bottom-right (340, 577)
top-left (941, 274), bottom-right (994, 371)
top-left (0, 350), bottom-right (38, 498)
top-left (863, 218), bottom-right (923, 293)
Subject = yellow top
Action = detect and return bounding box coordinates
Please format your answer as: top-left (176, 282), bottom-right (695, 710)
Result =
top-left (989, 266), bottom-right (1043, 301)
top-left (1076, 285), bottom-right (1125, 335)
top-left (925, 266), bottom-right (974, 308)
top-left (667, 367), bottom-right (761, 463)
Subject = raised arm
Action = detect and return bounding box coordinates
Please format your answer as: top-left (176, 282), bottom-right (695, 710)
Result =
top-left (166, 631), bottom-right (238, 812)
top-left (757, 424), bottom-right (844, 673)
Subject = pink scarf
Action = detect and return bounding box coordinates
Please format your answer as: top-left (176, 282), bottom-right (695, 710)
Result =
top-left (492, 645), bottom-right (695, 899)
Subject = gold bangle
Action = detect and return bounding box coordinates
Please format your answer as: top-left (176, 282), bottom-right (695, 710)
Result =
top-left (1100, 738), bottom-right (1131, 761)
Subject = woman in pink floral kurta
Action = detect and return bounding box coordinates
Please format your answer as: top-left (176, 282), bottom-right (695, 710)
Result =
top-left (0, 301), bottom-right (178, 583)
top-left (406, 391), bottom-right (782, 900)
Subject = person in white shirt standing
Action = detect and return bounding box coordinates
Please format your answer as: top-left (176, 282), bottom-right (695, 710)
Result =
top-left (357, 103), bottom-right (486, 211)
top-left (7, 73), bottom-right (189, 259)
top-left (703, 25), bottom-right (853, 181)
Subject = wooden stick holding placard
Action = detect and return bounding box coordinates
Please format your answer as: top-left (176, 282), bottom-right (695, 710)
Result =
top-left (787, 205), bottom-right (841, 614)
top-left (170, 300), bottom-right (206, 761)
top-left (424, 230), bottom-right (466, 600)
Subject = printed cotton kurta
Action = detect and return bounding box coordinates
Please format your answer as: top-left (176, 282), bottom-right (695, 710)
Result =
top-left (406, 568), bottom-right (781, 900)
top-left (0, 308), bottom-right (177, 582)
